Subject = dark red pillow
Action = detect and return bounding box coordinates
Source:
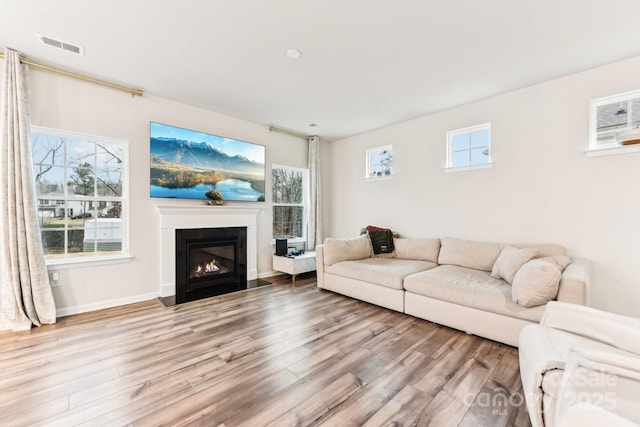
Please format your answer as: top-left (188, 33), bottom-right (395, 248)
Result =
top-left (365, 225), bottom-right (391, 233)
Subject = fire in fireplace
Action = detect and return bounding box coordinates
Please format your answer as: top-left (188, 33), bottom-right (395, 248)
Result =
top-left (190, 244), bottom-right (233, 278)
top-left (175, 227), bottom-right (247, 304)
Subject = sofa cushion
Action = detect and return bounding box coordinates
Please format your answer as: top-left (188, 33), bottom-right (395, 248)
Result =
top-left (438, 237), bottom-right (501, 271)
top-left (490, 246), bottom-right (538, 284)
top-left (512, 259), bottom-right (562, 307)
top-left (393, 238), bottom-right (440, 263)
top-left (404, 264), bottom-right (545, 322)
top-left (325, 258), bottom-right (437, 290)
top-left (323, 235), bottom-right (371, 266)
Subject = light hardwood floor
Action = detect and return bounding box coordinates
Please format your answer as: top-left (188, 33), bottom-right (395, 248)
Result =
top-left (0, 275), bottom-right (532, 426)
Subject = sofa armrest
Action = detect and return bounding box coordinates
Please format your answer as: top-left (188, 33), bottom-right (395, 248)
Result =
top-left (556, 347), bottom-right (640, 426)
top-left (541, 302), bottom-right (640, 355)
top-left (556, 257), bottom-right (591, 306)
top-left (315, 244), bottom-right (325, 288)
top-left (564, 347), bottom-right (640, 382)
top-left (557, 404), bottom-right (640, 427)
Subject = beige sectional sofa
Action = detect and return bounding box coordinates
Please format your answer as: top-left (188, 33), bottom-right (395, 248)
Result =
top-left (316, 235), bottom-right (591, 346)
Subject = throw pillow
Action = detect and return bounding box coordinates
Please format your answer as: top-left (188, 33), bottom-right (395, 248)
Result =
top-left (368, 229), bottom-right (395, 255)
top-left (363, 225), bottom-right (391, 233)
top-left (490, 246), bottom-right (538, 284)
top-left (323, 235), bottom-right (371, 266)
top-left (511, 259), bottom-right (562, 307)
top-left (361, 225), bottom-right (395, 256)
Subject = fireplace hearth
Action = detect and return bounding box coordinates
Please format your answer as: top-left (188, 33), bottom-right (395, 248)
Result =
top-left (175, 227), bottom-right (247, 304)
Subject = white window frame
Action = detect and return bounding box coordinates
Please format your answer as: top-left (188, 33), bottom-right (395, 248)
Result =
top-left (32, 126), bottom-right (131, 268)
top-left (271, 164), bottom-right (308, 245)
top-left (445, 122), bottom-right (493, 172)
top-left (365, 144), bottom-right (394, 180)
top-left (587, 89), bottom-right (640, 157)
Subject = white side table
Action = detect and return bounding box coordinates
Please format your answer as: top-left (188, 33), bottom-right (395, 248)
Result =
top-left (272, 251), bottom-right (316, 284)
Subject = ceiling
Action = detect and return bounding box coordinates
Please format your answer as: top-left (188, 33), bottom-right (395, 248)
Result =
top-left (2, 0), bottom-right (640, 141)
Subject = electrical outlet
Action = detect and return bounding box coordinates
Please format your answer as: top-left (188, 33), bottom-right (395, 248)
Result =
top-left (50, 272), bottom-right (61, 286)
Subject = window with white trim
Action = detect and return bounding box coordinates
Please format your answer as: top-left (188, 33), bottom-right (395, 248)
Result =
top-left (272, 164), bottom-right (307, 240)
top-left (446, 123), bottom-right (491, 169)
top-left (31, 126), bottom-right (128, 262)
top-left (588, 89), bottom-right (640, 155)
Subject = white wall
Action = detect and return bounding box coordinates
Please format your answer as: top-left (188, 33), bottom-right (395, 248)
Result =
top-left (325, 55), bottom-right (640, 317)
top-left (29, 70), bottom-right (308, 316)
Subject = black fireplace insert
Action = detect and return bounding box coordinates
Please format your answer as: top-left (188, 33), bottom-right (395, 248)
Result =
top-left (175, 227), bottom-right (247, 304)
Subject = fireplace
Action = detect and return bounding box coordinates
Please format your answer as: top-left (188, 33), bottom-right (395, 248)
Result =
top-left (175, 227), bottom-right (247, 304)
top-left (155, 204), bottom-right (260, 302)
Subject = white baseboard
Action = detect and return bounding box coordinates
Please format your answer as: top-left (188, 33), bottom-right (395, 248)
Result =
top-left (258, 270), bottom-right (276, 279)
top-left (60, 271), bottom-right (283, 317)
top-left (56, 292), bottom-right (160, 318)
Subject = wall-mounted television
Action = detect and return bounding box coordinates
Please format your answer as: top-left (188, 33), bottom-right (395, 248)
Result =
top-left (150, 122), bottom-right (266, 202)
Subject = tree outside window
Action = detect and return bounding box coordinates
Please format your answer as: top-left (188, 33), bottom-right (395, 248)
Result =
top-left (32, 126), bottom-right (127, 260)
top-left (272, 165), bottom-right (307, 239)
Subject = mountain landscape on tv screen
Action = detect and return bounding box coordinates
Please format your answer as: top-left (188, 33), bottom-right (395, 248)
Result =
top-left (150, 136), bottom-right (265, 201)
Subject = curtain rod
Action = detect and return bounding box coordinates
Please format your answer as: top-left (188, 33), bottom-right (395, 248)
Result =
top-left (0, 51), bottom-right (143, 97)
top-left (268, 125), bottom-right (315, 140)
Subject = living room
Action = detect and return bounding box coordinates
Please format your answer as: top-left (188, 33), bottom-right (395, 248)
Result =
top-left (1, 1), bottom-right (640, 426)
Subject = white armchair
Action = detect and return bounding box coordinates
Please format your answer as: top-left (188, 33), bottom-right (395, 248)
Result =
top-left (519, 301), bottom-right (640, 427)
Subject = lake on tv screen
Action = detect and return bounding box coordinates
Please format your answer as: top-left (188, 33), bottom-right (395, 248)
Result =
top-left (151, 179), bottom-right (263, 201)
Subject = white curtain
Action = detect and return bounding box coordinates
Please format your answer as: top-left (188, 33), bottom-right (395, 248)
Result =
top-left (0, 48), bottom-right (56, 331)
top-left (307, 136), bottom-right (322, 250)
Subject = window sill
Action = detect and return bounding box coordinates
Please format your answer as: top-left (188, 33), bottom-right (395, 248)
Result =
top-left (271, 237), bottom-right (305, 245)
top-left (444, 163), bottom-right (493, 173)
top-left (365, 174), bottom-right (394, 181)
top-left (585, 144), bottom-right (640, 157)
top-left (46, 254), bottom-right (133, 270)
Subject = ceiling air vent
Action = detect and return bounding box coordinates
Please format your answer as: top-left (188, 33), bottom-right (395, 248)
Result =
top-left (36, 33), bottom-right (84, 56)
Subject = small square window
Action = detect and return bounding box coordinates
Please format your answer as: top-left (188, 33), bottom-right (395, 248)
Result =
top-left (366, 145), bottom-right (393, 179)
top-left (588, 89), bottom-right (640, 156)
top-left (446, 123), bottom-right (491, 170)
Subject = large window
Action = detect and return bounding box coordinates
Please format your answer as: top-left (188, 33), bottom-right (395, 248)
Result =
top-left (32, 126), bottom-right (128, 262)
top-left (272, 165), bottom-right (307, 240)
top-left (446, 123), bottom-right (492, 170)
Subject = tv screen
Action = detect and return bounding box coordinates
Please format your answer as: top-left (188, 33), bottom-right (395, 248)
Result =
top-left (150, 122), bottom-right (266, 202)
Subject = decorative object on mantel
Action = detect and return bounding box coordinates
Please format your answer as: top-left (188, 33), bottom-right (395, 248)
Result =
top-left (366, 144), bottom-right (393, 179)
top-left (205, 189), bottom-right (226, 205)
top-left (204, 199), bottom-right (226, 206)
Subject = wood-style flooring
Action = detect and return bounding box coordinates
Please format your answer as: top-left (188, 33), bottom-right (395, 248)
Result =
top-left (0, 274), bottom-right (531, 426)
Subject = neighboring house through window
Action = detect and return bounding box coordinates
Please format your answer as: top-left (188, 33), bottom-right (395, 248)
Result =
top-left (587, 89), bottom-right (640, 156)
top-left (446, 123), bottom-right (492, 170)
top-left (272, 164), bottom-right (307, 245)
top-left (32, 126), bottom-right (128, 262)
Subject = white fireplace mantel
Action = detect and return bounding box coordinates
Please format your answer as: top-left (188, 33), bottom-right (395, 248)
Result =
top-left (155, 204), bottom-right (261, 297)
